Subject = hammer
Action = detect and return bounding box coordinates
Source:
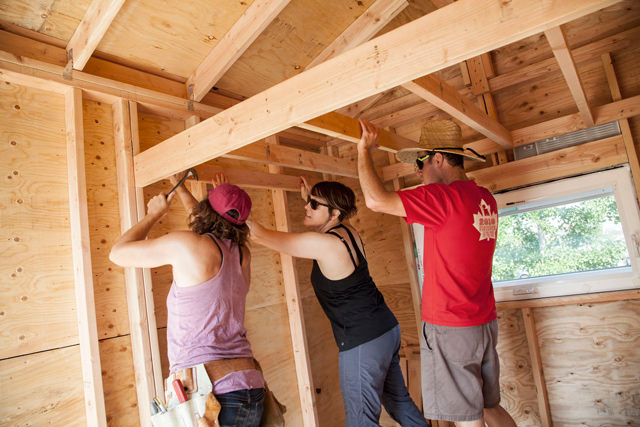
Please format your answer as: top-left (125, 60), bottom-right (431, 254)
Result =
top-left (166, 168), bottom-right (199, 198)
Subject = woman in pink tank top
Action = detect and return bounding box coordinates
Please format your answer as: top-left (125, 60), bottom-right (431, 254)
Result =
top-left (110, 174), bottom-right (264, 426)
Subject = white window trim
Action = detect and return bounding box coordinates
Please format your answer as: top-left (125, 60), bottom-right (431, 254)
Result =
top-left (493, 165), bottom-right (640, 302)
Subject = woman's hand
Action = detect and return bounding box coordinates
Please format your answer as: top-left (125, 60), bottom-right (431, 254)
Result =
top-left (212, 173), bottom-right (229, 188)
top-left (300, 176), bottom-right (311, 202)
top-left (357, 119), bottom-right (379, 152)
top-left (147, 192), bottom-right (174, 218)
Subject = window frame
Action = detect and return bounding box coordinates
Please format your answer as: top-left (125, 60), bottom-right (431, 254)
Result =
top-left (492, 165), bottom-right (640, 302)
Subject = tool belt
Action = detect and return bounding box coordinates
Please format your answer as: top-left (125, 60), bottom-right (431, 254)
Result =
top-left (151, 358), bottom-right (285, 427)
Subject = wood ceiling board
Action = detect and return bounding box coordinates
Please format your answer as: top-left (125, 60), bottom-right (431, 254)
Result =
top-left (214, 0), bottom-right (378, 98)
top-left (94, 0), bottom-right (257, 79)
top-left (0, 0), bottom-right (90, 40)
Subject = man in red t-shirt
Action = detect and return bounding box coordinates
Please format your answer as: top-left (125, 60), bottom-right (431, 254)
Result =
top-left (356, 119), bottom-right (516, 427)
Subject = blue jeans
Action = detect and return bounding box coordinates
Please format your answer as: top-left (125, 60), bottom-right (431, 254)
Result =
top-left (339, 325), bottom-right (428, 427)
top-left (216, 388), bottom-right (264, 427)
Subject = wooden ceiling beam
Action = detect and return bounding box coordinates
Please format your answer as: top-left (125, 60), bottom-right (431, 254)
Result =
top-left (298, 111), bottom-right (416, 151)
top-left (465, 94), bottom-right (640, 154)
top-left (135, 0), bottom-right (618, 187)
top-left (193, 166), bottom-right (301, 192)
top-left (186, 0), bottom-right (292, 102)
top-left (306, 0), bottom-right (408, 69)
top-left (544, 25), bottom-right (595, 127)
top-left (402, 75), bottom-right (513, 148)
top-left (66, 0), bottom-right (126, 71)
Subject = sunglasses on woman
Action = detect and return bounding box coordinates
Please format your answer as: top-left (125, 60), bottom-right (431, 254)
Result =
top-left (305, 196), bottom-right (331, 210)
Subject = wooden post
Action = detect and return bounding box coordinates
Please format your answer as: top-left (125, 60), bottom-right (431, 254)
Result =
top-left (65, 86), bottom-right (107, 427)
top-left (113, 98), bottom-right (157, 425)
top-left (266, 135), bottom-right (319, 426)
top-left (185, 115), bottom-right (209, 200)
top-left (521, 308), bottom-right (553, 427)
top-left (601, 53), bottom-right (640, 201)
top-left (129, 100), bottom-right (165, 400)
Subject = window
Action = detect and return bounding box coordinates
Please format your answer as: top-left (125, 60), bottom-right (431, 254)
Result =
top-left (492, 166), bottom-right (640, 301)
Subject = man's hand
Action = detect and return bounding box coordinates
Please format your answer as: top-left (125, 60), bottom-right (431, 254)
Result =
top-left (147, 192), bottom-right (174, 217)
top-left (358, 119), bottom-right (379, 152)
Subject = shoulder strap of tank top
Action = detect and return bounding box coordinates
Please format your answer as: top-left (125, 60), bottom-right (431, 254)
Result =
top-left (330, 224), bottom-right (366, 260)
top-left (326, 230), bottom-right (357, 268)
top-left (206, 234), bottom-right (223, 265)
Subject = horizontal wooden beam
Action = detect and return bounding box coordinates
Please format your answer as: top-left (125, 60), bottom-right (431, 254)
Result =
top-left (297, 111), bottom-right (416, 151)
top-left (66, 0), bottom-right (126, 71)
top-left (544, 25), bottom-right (595, 127)
top-left (134, 0), bottom-right (618, 187)
top-left (496, 289), bottom-right (640, 310)
top-left (467, 135), bottom-right (626, 192)
top-left (465, 94), bottom-right (640, 154)
top-left (193, 165), bottom-right (301, 192)
top-left (402, 75), bottom-right (513, 148)
top-left (186, 0), bottom-right (292, 102)
top-left (225, 140), bottom-right (358, 178)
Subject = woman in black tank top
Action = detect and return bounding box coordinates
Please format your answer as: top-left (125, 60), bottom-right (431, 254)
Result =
top-left (247, 179), bottom-right (427, 427)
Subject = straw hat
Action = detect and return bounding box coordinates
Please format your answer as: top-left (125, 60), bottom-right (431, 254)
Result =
top-left (395, 120), bottom-right (485, 163)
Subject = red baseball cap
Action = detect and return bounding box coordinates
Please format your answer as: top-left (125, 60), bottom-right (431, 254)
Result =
top-left (208, 184), bottom-right (251, 225)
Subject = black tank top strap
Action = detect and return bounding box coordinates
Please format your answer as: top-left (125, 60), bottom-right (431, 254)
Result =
top-left (329, 224), bottom-right (365, 261)
top-left (326, 231), bottom-right (357, 268)
top-left (206, 233), bottom-right (224, 264)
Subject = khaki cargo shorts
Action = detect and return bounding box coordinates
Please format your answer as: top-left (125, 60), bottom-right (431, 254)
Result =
top-left (420, 319), bottom-right (501, 422)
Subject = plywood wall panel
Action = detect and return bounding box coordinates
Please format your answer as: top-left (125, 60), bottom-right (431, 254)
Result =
top-left (534, 300), bottom-right (640, 425)
top-left (0, 81), bottom-right (78, 359)
top-left (82, 98), bottom-right (131, 338)
top-left (100, 335), bottom-right (140, 427)
top-left (495, 309), bottom-right (541, 426)
top-left (0, 345), bottom-right (86, 426)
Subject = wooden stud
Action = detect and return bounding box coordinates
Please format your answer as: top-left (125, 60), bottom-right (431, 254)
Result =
top-left (64, 87), bottom-right (107, 427)
top-left (186, 0), bottom-right (292, 102)
top-left (113, 98), bottom-right (156, 425)
top-left (184, 116), bottom-right (209, 200)
top-left (521, 308), bottom-right (553, 426)
top-left (266, 135), bottom-right (319, 426)
top-left (133, 0), bottom-right (619, 187)
top-left (402, 75), bottom-right (513, 148)
top-left (306, 0), bottom-right (408, 69)
top-left (544, 25), bottom-right (595, 127)
top-left (129, 100), bottom-right (165, 400)
top-left (601, 53), bottom-right (640, 201)
top-left (66, 0), bottom-right (126, 71)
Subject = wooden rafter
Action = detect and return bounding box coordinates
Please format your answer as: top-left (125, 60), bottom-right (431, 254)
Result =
top-left (186, 0), bottom-right (292, 102)
top-left (465, 94), bottom-right (640, 155)
top-left (134, 0), bottom-right (619, 187)
top-left (306, 0), bottom-right (408, 69)
top-left (402, 75), bottom-right (513, 148)
top-left (601, 53), bottom-right (640, 200)
top-left (544, 25), bottom-right (595, 127)
top-left (66, 0), bottom-right (126, 71)
top-left (64, 87), bottom-right (107, 427)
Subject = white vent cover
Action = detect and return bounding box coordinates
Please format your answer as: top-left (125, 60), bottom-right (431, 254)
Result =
top-left (514, 121), bottom-right (621, 160)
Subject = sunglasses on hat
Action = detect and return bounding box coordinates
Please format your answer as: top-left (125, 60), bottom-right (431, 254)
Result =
top-left (305, 196), bottom-right (331, 210)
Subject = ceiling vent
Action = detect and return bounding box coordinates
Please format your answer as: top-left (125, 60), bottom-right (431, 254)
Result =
top-left (513, 121), bottom-right (621, 160)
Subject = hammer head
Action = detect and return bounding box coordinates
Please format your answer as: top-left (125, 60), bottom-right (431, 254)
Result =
top-left (186, 168), bottom-right (198, 181)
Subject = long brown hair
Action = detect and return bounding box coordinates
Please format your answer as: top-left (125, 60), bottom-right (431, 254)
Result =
top-left (189, 200), bottom-right (249, 247)
top-left (311, 181), bottom-right (358, 221)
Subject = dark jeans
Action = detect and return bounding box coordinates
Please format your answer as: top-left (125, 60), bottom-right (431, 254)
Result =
top-left (216, 388), bottom-right (265, 427)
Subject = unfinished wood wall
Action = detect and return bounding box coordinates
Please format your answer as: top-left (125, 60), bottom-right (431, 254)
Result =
top-left (0, 82), bottom-right (139, 425)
